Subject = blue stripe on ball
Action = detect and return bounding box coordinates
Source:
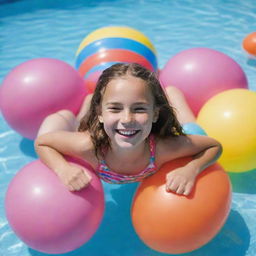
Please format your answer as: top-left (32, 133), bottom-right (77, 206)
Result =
top-left (84, 62), bottom-right (120, 78)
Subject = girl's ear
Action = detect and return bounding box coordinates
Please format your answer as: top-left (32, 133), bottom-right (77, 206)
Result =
top-left (97, 105), bottom-right (104, 123)
top-left (98, 115), bottom-right (103, 123)
top-left (153, 108), bottom-right (159, 123)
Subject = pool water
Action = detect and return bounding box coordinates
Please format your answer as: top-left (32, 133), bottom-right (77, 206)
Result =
top-left (0, 0), bottom-right (256, 255)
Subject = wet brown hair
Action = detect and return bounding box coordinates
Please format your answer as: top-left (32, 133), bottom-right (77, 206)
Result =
top-left (78, 63), bottom-right (185, 158)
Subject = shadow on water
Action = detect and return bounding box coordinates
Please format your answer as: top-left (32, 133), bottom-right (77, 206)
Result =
top-left (28, 182), bottom-right (250, 256)
top-left (180, 209), bottom-right (250, 256)
top-left (246, 58), bottom-right (256, 67)
top-left (228, 168), bottom-right (256, 194)
top-left (19, 138), bottom-right (38, 159)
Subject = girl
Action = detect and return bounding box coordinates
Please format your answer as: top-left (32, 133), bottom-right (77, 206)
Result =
top-left (34, 63), bottom-right (222, 196)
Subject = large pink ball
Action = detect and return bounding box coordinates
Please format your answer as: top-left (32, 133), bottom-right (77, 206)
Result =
top-left (159, 48), bottom-right (248, 115)
top-left (0, 58), bottom-right (87, 140)
top-left (5, 159), bottom-right (104, 254)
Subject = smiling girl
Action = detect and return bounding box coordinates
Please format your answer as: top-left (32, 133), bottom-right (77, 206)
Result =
top-left (34, 63), bottom-right (222, 196)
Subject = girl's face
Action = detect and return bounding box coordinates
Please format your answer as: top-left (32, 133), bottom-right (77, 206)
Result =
top-left (99, 75), bottom-right (158, 150)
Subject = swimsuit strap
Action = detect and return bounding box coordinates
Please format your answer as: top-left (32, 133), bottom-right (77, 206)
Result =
top-left (97, 134), bottom-right (157, 184)
top-left (149, 133), bottom-right (156, 162)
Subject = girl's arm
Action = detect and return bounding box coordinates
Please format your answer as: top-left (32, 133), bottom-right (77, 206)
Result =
top-left (163, 135), bottom-right (223, 196)
top-left (34, 131), bottom-right (95, 191)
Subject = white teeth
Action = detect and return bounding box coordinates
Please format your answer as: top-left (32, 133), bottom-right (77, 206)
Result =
top-left (117, 130), bottom-right (138, 136)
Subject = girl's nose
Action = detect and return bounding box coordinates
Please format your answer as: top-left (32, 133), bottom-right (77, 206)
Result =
top-left (121, 110), bottom-right (133, 123)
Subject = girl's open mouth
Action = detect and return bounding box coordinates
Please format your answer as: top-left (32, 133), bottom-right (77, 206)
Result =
top-left (115, 129), bottom-right (140, 137)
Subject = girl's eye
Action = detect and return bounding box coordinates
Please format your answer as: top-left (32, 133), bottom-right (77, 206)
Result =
top-left (108, 107), bottom-right (121, 112)
top-left (134, 107), bottom-right (147, 112)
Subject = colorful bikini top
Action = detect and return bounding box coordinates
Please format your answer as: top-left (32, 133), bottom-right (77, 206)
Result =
top-left (96, 135), bottom-right (157, 184)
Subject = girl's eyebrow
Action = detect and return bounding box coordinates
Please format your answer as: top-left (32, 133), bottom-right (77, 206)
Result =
top-left (106, 102), bottom-right (122, 105)
top-left (106, 102), bottom-right (149, 105)
top-left (133, 102), bottom-right (149, 106)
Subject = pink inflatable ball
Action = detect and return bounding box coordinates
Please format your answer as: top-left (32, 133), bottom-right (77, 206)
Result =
top-left (5, 159), bottom-right (104, 254)
top-left (159, 48), bottom-right (248, 115)
top-left (0, 58), bottom-right (87, 140)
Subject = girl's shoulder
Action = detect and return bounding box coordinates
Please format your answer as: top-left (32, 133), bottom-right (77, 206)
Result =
top-left (76, 132), bottom-right (99, 168)
top-left (35, 130), bottom-right (98, 167)
top-left (155, 134), bottom-right (220, 166)
top-left (69, 131), bottom-right (98, 166)
top-left (155, 135), bottom-right (184, 166)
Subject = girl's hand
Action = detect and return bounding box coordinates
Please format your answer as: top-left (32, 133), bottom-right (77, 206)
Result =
top-left (166, 166), bottom-right (198, 196)
top-left (57, 165), bottom-right (92, 192)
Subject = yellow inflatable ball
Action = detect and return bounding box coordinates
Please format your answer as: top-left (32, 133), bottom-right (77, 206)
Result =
top-left (197, 89), bottom-right (256, 173)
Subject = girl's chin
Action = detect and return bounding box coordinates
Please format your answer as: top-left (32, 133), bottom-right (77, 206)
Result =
top-left (112, 134), bottom-right (140, 148)
top-left (114, 139), bottom-right (137, 148)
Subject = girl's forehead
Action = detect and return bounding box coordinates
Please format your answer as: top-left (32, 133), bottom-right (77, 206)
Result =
top-left (102, 76), bottom-right (153, 102)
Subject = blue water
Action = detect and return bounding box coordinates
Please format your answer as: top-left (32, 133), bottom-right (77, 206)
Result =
top-left (1, 0), bottom-right (256, 255)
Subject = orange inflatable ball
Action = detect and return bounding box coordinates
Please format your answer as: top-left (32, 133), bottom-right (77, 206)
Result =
top-left (242, 32), bottom-right (256, 56)
top-left (131, 157), bottom-right (232, 254)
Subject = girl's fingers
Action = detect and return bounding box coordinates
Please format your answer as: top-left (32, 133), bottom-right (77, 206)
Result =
top-left (68, 176), bottom-right (83, 191)
top-left (167, 180), bottom-right (179, 192)
top-left (67, 184), bottom-right (75, 191)
top-left (69, 181), bottom-right (79, 191)
top-left (166, 177), bottom-right (189, 195)
top-left (70, 174), bottom-right (92, 191)
top-left (183, 183), bottom-right (194, 196)
top-left (166, 175), bottom-right (173, 190)
top-left (166, 170), bottom-right (195, 195)
top-left (82, 171), bottom-right (92, 185)
top-left (76, 179), bottom-right (86, 189)
top-left (176, 184), bottom-right (186, 195)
